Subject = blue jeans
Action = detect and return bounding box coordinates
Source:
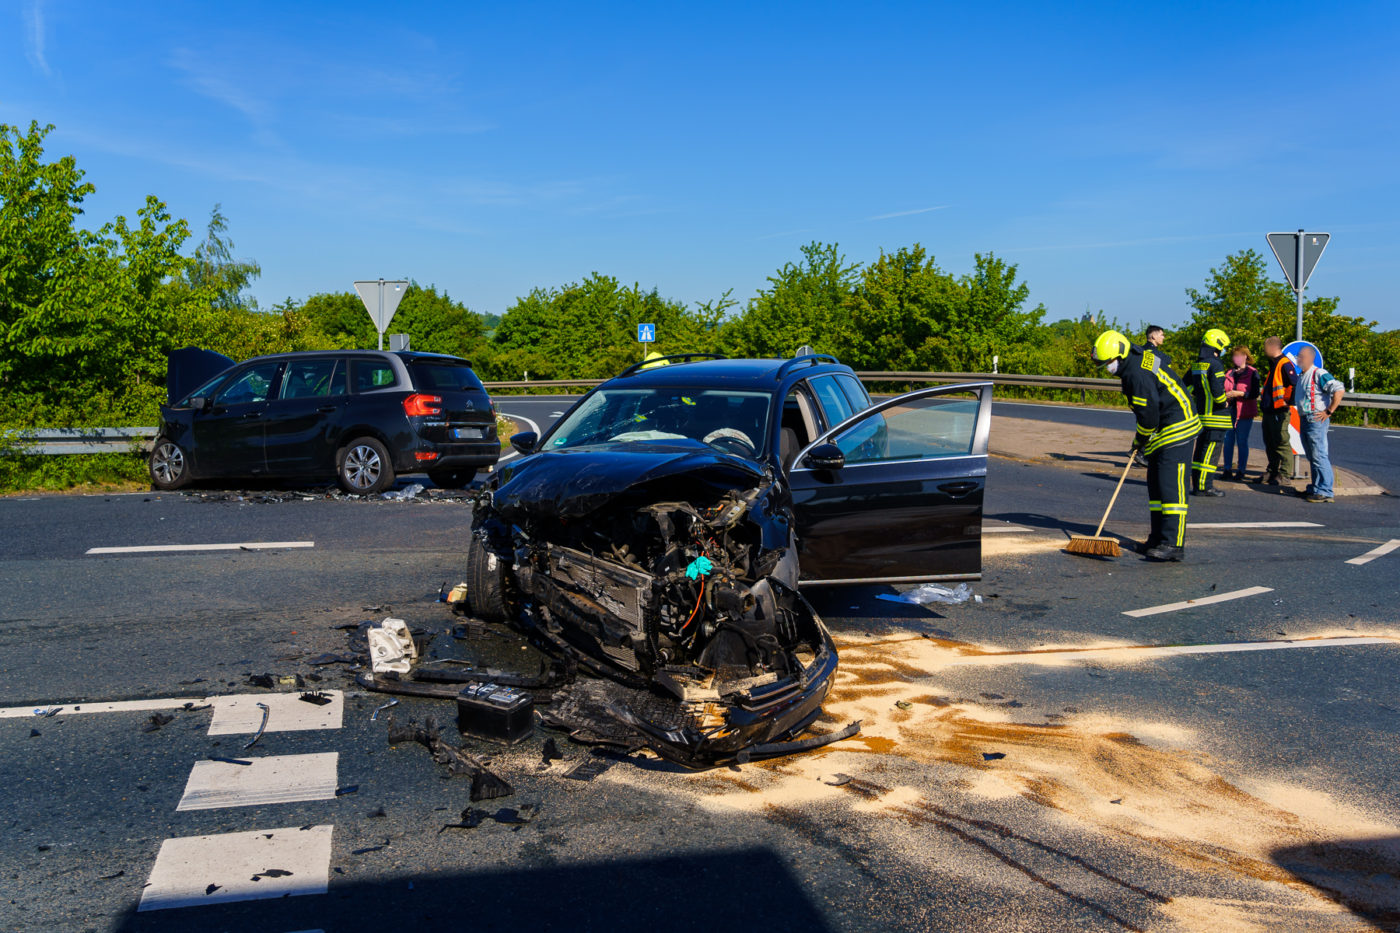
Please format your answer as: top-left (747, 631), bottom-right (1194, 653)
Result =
top-left (1299, 415), bottom-right (1334, 497)
top-left (1223, 417), bottom-right (1253, 473)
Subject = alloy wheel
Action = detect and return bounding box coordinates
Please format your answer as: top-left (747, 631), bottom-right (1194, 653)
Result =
top-left (344, 445), bottom-right (382, 490)
top-left (152, 442), bottom-right (184, 485)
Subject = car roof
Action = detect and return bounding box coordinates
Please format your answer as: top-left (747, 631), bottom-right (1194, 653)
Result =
top-left (607, 357), bottom-right (855, 391)
top-left (239, 349), bottom-right (471, 365)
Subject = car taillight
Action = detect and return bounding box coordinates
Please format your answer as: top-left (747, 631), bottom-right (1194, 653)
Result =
top-left (403, 393), bottom-right (443, 416)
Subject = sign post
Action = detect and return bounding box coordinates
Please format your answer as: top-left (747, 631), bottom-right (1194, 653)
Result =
top-left (353, 279), bottom-right (409, 350)
top-left (1266, 231), bottom-right (1330, 343)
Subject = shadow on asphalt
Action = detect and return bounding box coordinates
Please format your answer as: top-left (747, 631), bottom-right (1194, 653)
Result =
top-left (1270, 836), bottom-right (1400, 930)
top-left (113, 847), bottom-right (833, 933)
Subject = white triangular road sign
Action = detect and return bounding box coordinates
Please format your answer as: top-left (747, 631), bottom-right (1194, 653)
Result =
top-left (353, 280), bottom-right (409, 332)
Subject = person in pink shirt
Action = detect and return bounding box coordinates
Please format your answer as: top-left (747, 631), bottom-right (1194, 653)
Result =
top-left (1221, 346), bottom-right (1260, 480)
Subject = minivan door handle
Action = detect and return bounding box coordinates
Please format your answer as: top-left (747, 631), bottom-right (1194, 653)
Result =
top-left (242, 411), bottom-right (261, 420)
top-left (938, 481), bottom-right (978, 497)
top-left (316, 406), bottom-right (337, 414)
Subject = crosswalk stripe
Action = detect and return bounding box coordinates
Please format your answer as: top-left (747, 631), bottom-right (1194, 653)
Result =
top-left (207, 690), bottom-right (344, 735)
top-left (177, 752), bottom-right (340, 811)
top-left (138, 825), bottom-right (333, 911)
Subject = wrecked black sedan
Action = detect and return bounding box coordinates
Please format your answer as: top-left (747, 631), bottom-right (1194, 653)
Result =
top-left (465, 354), bottom-right (991, 765)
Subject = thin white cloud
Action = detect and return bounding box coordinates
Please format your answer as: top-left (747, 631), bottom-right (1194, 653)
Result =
top-left (24, 0), bottom-right (50, 76)
top-left (168, 47), bottom-right (268, 122)
top-left (866, 205), bottom-right (947, 221)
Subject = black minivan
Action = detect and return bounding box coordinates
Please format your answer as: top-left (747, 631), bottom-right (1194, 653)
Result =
top-left (150, 348), bottom-right (500, 493)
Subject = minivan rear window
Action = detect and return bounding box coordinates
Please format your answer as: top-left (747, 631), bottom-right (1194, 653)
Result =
top-left (410, 362), bottom-right (485, 393)
top-left (352, 359), bottom-right (399, 392)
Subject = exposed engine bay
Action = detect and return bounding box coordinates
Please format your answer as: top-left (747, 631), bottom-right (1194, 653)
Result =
top-left (468, 442), bottom-right (848, 766)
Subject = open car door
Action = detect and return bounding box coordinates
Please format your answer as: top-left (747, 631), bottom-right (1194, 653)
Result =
top-left (788, 383), bottom-right (991, 585)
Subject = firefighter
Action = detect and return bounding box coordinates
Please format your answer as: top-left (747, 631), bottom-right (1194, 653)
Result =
top-left (1190, 328), bottom-right (1232, 497)
top-left (1091, 330), bottom-right (1201, 561)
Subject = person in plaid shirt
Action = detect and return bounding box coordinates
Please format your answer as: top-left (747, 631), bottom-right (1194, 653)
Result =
top-left (1293, 345), bottom-right (1346, 503)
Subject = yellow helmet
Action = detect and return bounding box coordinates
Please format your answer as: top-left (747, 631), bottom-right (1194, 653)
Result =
top-left (1091, 330), bottom-right (1131, 365)
top-left (1203, 328), bottom-right (1229, 352)
top-left (638, 351), bottom-right (669, 370)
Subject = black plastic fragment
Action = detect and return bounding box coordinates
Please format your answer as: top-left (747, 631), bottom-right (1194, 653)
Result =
top-left (335, 785), bottom-right (359, 797)
top-left (299, 691), bottom-right (332, 706)
top-left (982, 752), bottom-right (1006, 761)
top-left (141, 713), bottom-right (175, 733)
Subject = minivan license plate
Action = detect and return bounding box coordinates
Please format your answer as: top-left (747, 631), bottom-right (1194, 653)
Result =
top-left (451, 427), bottom-right (483, 439)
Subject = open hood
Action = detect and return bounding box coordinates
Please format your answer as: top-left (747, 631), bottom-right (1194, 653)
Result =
top-left (166, 346), bottom-right (235, 405)
top-left (491, 442), bottom-right (768, 520)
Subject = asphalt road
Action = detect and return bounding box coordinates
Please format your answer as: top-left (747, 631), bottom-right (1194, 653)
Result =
top-left (1, 418), bottom-right (1398, 931)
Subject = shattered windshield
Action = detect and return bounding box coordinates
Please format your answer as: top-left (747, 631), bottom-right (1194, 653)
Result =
top-left (546, 388), bottom-right (771, 457)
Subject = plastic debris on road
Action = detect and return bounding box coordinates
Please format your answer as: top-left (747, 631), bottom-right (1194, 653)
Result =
top-left (368, 618), bottom-right (418, 674)
top-left (876, 583), bottom-right (978, 607)
top-left (381, 483), bottom-right (425, 501)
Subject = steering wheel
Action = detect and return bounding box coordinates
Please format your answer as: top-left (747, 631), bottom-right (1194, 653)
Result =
top-left (702, 428), bottom-right (756, 456)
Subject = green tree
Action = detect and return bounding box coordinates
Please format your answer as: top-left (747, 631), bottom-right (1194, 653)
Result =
top-left (182, 204), bottom-right (262, 311)
top-left (727, 242), bottom-right (859, 358)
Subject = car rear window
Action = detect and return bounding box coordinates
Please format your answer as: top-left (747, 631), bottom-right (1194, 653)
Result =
top-left (410, 362), bottom-right (485, 393)
top-left (352, 359), bottom-right (399, 393)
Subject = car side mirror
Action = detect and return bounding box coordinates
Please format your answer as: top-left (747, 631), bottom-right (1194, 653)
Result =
top-left (510, 431), bottom-right (538, 455)
top-left (190, 396), bottom-right (210, 412)
top-left (803, 442), bottom-right (845, 470)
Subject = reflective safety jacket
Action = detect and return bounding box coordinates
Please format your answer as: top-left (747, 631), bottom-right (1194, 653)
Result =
top-left (1120, 348), bottom-right (1200, 454)
top-left (1190, 345), bottom-right (1231, 430)
top-left (1265, 354), bottom-right (1297, 410)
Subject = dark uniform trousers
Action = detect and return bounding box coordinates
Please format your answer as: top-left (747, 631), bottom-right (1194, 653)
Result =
top-left (1191, 428), bottom-right (1227, 490)
top-left (1261, 407), bottom-right (1293, 477)
top-left (1148, 438), bottom-right (1193, 549)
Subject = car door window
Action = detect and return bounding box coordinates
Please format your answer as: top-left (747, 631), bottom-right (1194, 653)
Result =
top-left (828, 390), bottom-right (981, 465)
top-left (214, 363), bottom-right (281, 405)
top-left (810, 375), bottom-right (857, 428)
top-left (352, 359), bottom-right (399, 393)
top-left (279, 359), bottom-right (339, 399)
top-left (835, 373), bottom-right (871, 412)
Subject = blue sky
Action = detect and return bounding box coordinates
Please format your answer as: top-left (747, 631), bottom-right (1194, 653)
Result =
top-left (5, 1), bottom-right (1399, 329)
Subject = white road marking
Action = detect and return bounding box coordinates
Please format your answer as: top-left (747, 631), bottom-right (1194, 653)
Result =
top-left (208, 691), bottom-right (344, 735)
top-left (1346, 539), bottom-right (1400, 566)
top-left (491, 411), bottom-right (543, 468)
top-left (941, 636), bottom-right (1396, 667)
top-left (177, 753), bottom-right (339, 811)
top-left (982, 524), bottom-right (1040, 533)
top-left (85, 541), bottom-right (314, 555)
top-left (0, 698), bottom-right (195, 719)
top-left (1191, 521), bottom-right (1323, 529)
top-left (138, 824), bottom-right (333, 911)
top-left (1123, 585), bottom-right (1273, 618)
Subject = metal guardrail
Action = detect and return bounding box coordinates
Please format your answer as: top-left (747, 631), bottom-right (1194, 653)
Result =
top-left (8, 372), bottom-right (1398, 454)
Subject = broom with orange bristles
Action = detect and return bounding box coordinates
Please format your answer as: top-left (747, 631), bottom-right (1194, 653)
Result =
top-left (1065, 449), bottom-right (1136, 557)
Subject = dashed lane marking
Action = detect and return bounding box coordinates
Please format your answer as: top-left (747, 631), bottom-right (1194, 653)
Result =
top-left (208, 691), bottom-right (344, 735)
top-left (981, 523), bottom-right (1042, 534)
top-left (85, 541), bottom-right (314, 554)
top-left (1346, 539), bottom-right (1400, 566)
top-left (0, 698), bottom-right (194, 719)
top-left (0, 690), bottom-right (344, 727)
top-left (138, 824), bottom-right (333, 911)
top-left (177, 752), bottom-right (340, 811)
top-left (1122, 585), bottom-right (1273, 618)
top-left (1191, 521), bottom-right (1323, 529)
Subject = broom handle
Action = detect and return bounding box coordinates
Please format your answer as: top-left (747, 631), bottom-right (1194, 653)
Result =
top-left (1092, 450), bottom-right (1137, 539)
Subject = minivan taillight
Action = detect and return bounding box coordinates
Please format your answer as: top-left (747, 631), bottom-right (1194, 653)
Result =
top-left (403, 393), bottom-right (443, 416)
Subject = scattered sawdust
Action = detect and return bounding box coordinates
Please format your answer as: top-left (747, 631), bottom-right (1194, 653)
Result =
top-left (602, 625), bottom-right (1400, 928)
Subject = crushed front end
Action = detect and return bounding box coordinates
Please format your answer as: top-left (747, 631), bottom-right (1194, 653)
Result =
top-left (470, 445), bottom-right (846, 767)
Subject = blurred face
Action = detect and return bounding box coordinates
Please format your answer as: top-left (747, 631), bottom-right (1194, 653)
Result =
top-left (1147, 330), bottom-right (1164, 347)
top-left (1265, 340), bottom-right (1282, 358)
top-left (1298, 347), bottom-right (1315, 370)
top-left (1232, 353), bottom-right (1247, 368)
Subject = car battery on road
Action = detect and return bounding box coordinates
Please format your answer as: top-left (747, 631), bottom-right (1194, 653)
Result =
top-left (456, 683), bottom-right (534, 744)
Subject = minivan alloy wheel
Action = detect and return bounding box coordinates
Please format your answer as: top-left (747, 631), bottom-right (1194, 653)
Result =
top-left (344, 444), bottom-right (382, 490)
